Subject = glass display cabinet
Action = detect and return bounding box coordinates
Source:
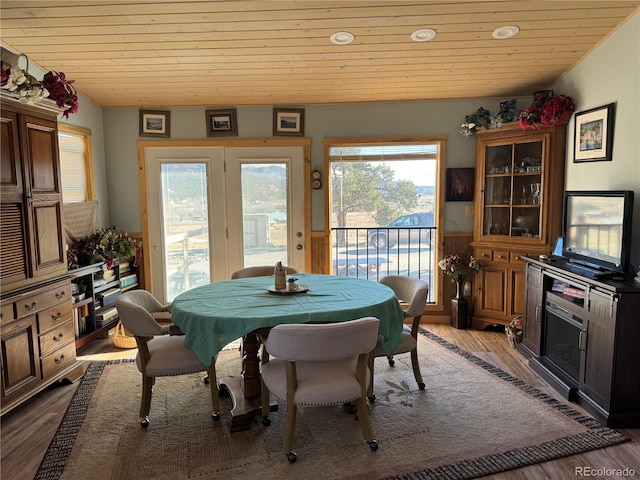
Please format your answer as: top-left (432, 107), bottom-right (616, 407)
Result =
top-left (471, 122), bottom-right (567, 329)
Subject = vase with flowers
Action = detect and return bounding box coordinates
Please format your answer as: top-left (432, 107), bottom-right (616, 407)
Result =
top-left (439, 254), bottom-right (482, 328)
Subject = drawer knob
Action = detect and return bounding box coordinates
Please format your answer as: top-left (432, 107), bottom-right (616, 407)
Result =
top-left (498, 255), bottom-right (504, 259)
top-left (55, 291), bottom-right (66, 299)
top-left (51, 311), bottom-right (62, 320)
top-left (55, 354), bottom-right (66, 364)
top-left (53, 332), bottom-right (64, 342)
top-left (25, 301), bottom-right (37, 311)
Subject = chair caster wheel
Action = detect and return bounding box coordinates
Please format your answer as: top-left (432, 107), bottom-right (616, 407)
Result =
top-left (418, 382), bottom-right (425, 390)
top-left (262, 416), bottom-right (271, 426)
top-left (211, 411), bottom-right (220, 421)
top-left (387, 358), bottom-right (395, 367)
top-left (140, 416), bottom-right (150, 428)
top-left (367, 395), bottom-right (376, 402)
top-left (286, 452), bottom-right (297, 463)
top-left (369, 440), bottom-right (379, 451)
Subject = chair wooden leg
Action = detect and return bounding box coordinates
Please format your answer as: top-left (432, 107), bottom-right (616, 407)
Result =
top-left (283, 404), bottom-right (297, 454)
top-left (410, 348), bottom-right (425, 390)
top-left (261, 379), bottom-right (271, 425)
top-left (355, 396), bottom-right (378, 451)
top-left (140, 375), bottom-right (153, 426)
top-left (367, 353), bottom-right (375, 401)
top-left (208, 359), bottom-right (221, 420)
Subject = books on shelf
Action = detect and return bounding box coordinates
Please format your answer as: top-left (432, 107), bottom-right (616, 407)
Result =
top-left (96, 306), bottom-right (119, 327)
top-left (120, 273), bottom-right (138, 288)
top-left (97, 288), bottom-right (121, 306)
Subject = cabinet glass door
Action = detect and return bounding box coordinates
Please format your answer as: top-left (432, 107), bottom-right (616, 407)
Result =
top-left (483, 140), bottom-right (543, 238)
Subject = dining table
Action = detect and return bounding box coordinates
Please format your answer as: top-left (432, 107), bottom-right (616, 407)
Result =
top-left (170, 273), bottom-right (405, 431)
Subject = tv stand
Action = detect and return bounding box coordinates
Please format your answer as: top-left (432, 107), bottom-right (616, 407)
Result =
top-left (520, 255), bottom-right (640, 428)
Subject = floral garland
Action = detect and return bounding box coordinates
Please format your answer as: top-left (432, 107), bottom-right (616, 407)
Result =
top-left (460, 99), bottom-right (518, 136)
top-left (1, 54), bottom-right (79, 118)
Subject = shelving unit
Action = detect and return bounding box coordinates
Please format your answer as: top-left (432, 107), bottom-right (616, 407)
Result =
top-left (69, 257), bottom-right (138, 349)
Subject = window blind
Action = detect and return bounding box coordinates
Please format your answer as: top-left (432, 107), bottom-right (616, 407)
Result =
top-left (59, 131), bottom-right (87, 203)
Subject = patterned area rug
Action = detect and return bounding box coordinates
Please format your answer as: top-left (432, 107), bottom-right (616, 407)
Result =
top-left (35, 331), bottom-right (628, 479)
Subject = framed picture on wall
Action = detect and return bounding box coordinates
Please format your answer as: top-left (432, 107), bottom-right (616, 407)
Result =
top-left (205, 109), bottom-right (238, 137)
top-left (446, 167), bottom-right (475, 201)
top-left (573, 103), bottom-right (615, 163)
top-left (139, 110), bottom-right (170, 138)
top-left (273, 108), bottom-right (305, 136)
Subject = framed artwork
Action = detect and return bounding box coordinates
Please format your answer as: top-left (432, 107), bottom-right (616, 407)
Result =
top-left (139, 110), bottom-right (170, 138)
top-left (273, 108), bottom-right (305, 136)
top-left (573, 103), bottom-right (615, 163)
top-left (205, 108), bottom-right (238, 137)
top-left (446, 167), bottom-right (475, 202)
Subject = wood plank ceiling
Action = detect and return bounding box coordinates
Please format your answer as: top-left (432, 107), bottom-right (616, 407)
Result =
top-left (1, 1), bottom-right (638, 108)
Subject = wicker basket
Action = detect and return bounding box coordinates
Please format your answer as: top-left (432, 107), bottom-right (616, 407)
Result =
top-left (109, 321), bottom-right (137, 349)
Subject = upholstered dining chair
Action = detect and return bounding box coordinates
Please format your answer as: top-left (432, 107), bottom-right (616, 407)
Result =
top-left (115, 290), bottom-right (220, 427)
top-left (260, 317), bottom-right (380, 463)
top-left (367, 275), bottom-right (429, 401)
top-left (231, 265), bottom-right (299, 279)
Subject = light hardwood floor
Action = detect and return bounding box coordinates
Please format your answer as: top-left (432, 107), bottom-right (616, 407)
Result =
top-left (1, 324), bottom-right (638, 480)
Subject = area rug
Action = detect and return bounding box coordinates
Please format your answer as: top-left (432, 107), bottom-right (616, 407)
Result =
top-left (35, 331), bottom-right (628, 480)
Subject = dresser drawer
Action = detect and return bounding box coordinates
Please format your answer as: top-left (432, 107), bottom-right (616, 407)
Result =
top-left (15, 284), bottom-right (72, 318)
top-left (476, 248), bottom-right (493, 261)
top-left (39, 321), bottom-right (75, 357)
top-left (38, 301), bottom-right (73, 334)
top-left (41, 342), bottom-right (77, 380)
top-left (493, 250), bottom-right (510, 263)
top-left (510, 252), bottom-right (527, 264)
top-left (0, 303), bottom-right (15, 326)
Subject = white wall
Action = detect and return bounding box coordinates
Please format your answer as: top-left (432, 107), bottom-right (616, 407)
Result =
top-left (554, 11), bottom-right (640, 270)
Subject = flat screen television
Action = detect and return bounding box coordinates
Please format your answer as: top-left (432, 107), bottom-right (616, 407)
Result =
top-left (562, 190), bottom-right (634, 275)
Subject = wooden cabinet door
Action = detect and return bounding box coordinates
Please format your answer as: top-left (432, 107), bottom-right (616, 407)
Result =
top-left (19, 115), bottom-right (66, 280)
top-left (507, 267), bottom-right (525, 318)
top-left (580, 290), bottom-right (615, 411)
top-left (1, 110), bottom-right (29, 286)
top-left (475, 264), bottom-right (507, 319)
top-left (522, 264), bottom-right (543, 354)
top-left (0, 315), bottom-right (41, 405)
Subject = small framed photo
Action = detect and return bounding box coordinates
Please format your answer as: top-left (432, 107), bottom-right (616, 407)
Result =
top-left (446, 167), bottom-right (475, 202)
top-left (205, 108), bottom-right (238, 137)
top-left (573, 103), bottom-right (615, 163)
top-left (139, 110), bottom-right (170, 138)
top-left (273, 108), bottom-right (305, 136)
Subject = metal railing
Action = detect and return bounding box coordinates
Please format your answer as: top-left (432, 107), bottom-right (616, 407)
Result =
top-left (331, 226), bottom-right (436, 303)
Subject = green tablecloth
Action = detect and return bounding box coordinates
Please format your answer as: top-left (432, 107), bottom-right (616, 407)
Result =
top-left (170, 273), bottom-right (405, 367)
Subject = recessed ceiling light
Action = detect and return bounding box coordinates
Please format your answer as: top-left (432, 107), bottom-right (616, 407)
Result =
top-left (330, 31), bottom-right (355, 45)
top-left (411, 28), bottom-right (437, 42)
top-left (492, 25), bottom-right (520, 39)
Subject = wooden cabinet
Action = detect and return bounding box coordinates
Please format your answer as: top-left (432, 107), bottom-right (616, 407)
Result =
top-left (471, 122), bottom-right (566, 328)
top-left (1, 93), bottom-right (83, 416)
top-left (1, 278), bottom-right (83, 415)
top-left (1, 94), bottom-right (67, 293)
top-left (522, 256), bottom-right (640, 428)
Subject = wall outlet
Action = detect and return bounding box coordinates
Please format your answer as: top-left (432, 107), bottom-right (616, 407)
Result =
top-left (465, 205), bottom-right (473, 217)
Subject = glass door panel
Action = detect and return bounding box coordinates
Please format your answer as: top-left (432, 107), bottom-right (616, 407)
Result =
top-left (240, 163), bottom-right (289, 267)
top-left (161, 163), bottom-right (211, 301)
